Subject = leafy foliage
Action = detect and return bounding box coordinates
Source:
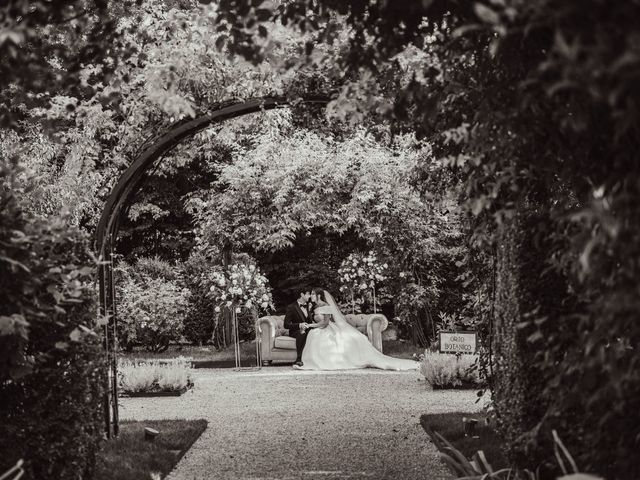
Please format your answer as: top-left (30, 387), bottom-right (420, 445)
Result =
top-left (0, 159), bottom-right (106, 479)
top-left (0, 0), bottom-right (129, 127)
top-left (116, 257), bottom-right (190, 352)
top-left (194, 118), bottom-right (466, 338)
top-left (182, 250), bottom-right (219, 345)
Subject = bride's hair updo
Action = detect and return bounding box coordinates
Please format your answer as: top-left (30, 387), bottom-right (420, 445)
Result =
top-left (312, 287), bottom-right (325, 303)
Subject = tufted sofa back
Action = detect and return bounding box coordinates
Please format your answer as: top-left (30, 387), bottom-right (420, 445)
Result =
top-left (268, 314), bottom-right (373, 336)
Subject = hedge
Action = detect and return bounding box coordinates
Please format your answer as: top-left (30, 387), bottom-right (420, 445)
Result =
top-left (0, 160), bottom-right (106, 479)
top-left (492, 204), bottom-right (640, 479)
top-left (492, 206), bottom-right (576, 474)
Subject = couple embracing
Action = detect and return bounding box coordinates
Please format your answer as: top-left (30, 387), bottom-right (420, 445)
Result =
top-left (284, 287), bottom-right (418, 371)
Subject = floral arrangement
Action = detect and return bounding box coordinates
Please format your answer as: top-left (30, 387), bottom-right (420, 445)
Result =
top-left (207, 262), bottom-right (274, 316)
top-left (338, 250), bottom-right (388, 312)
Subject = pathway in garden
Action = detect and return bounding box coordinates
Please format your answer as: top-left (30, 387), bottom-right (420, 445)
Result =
top-left (119, 367), bottom-right (486, 479)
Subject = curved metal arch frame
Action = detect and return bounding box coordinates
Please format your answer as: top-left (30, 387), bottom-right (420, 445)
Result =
top-left (96, 96), bottom-right (329, 437)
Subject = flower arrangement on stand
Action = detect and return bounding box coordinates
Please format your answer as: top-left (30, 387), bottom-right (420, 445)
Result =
top-left (206, 262), bottom-right (274, 369)
top-left (338, 251), bottom-right (388, 314)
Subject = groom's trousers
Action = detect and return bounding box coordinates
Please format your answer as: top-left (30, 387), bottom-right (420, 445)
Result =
top-left (290, 329), bottom-right (309, 362)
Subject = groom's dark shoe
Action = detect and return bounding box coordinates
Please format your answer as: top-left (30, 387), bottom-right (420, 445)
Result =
top-left (293, 361), bottom-right (303, 370)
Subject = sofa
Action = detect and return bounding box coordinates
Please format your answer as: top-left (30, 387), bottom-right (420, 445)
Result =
top-left (256, 313), bottom-right (389, 365)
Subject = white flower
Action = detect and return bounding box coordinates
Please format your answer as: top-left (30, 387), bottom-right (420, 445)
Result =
top-left (249, 265), bottom-right (255, 271)
top-left (226, 301), bottom-right (232, 307)
top-left (235, 307), bottom-right (241, 313)
top-left (399, 272), bottom-right (405, 278)
top-left (209, 285), bottom-right (215, 292)
top-left (262, 294), bottom-right (269, 301)
top-left (245, 300), bottom-right (253, 308)
top-left (261, 301), bottom-right (268, 308)
top-left (357, 268), bottom-right (365, 276)
top-left (214, 306), bottom-right (221, 313)
top-left (383, 263), bottom-right (388, 268)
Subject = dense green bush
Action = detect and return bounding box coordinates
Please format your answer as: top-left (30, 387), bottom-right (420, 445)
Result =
top-left (493, 205), bottom-right (640, 480)
top-left (0, 160), bottom-right (106, 479)
top-left (492, 208), bottom-right (577, 476)
top-left (0, 343), bottom-right (106, 480)
top-left (182, 251), bottom-right (218, 345)
top-left (116, 257), bottom-right (189, 352)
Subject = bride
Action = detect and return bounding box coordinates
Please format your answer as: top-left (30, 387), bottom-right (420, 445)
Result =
top-left (300, 290), bottom-right (418, 371)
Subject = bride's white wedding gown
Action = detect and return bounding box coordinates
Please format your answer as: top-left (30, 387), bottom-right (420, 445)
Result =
top-left (301, 291), bottom-right (418, 371)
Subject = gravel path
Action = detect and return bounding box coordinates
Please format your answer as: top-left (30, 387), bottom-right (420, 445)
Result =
top-left (119, 367), bottom-right (487, 480)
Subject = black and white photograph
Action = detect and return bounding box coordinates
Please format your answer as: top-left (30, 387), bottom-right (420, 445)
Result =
top-left (1, 1), bottom-right (638, 479)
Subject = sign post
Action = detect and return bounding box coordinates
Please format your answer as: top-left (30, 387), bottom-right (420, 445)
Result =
top-left (438, 331), bottom-right (477, 354)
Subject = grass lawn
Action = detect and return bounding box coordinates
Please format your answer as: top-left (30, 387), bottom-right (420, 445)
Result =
top-left (118, 339), bottom-right (423, 368)
top-left (95, 419), bottom-right (207, 480)
top-left (420, 412), bottom-right (509, 471)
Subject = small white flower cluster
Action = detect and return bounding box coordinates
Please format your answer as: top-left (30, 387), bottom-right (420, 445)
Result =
top-left (338, 250), bottom-right (388, 293)
top-left (207, 263), bottom-right (273, 315)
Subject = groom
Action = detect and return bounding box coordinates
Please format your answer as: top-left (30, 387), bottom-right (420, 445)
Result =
top-left (283, 288), bottom-right (317, 368)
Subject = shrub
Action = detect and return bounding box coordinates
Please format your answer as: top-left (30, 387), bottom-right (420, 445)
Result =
top-left (0, 342), bottom-right (107, 480)
top-left (116, 258), bottom-right (190, 352)
top-left (0, 159), bottom-right (106, 479)
top-left (182, 251), bottom-right (217, 345)
top-left (135, 256), bottom-right (182, 282)
top-left (419, 351), bottom-right (482, 388)
top-left (491, 209), bottom-right (578, 475)
top-left (119, 358), bottom-right (193, 394)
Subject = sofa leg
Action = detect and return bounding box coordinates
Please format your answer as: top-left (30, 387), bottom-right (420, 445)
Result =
top-left (262, 360), bottom-right (272, 366)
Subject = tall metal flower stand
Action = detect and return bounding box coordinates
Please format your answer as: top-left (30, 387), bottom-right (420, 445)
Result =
top-left (372, 284), bottom-right (377, 314)
top-left (231, 308), bottom-right (261, 371)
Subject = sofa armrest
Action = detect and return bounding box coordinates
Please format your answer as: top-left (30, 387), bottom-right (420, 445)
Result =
top-left (367, 314), bottom-right (388, 353)
top-left (256, 316), bottom-right (278, 350)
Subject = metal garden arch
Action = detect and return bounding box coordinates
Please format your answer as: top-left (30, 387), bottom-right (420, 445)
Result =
top-left (95, 96), bottom-right (329, 436)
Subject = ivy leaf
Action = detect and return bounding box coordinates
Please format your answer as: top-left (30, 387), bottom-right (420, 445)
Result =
top-left (474, 3), bottom-right (500, 25)
top-left (527, 331), bottom-right (544, 343)
top-left (471, 198), bottom-right (485, 216)
top-left (69, 328), bottom-right (82, 342)
top-left (215, 35), bottom-right (227, 51)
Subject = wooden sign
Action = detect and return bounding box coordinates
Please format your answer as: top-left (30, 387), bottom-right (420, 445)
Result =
top-left (439, 331), bottom-right (477, 354)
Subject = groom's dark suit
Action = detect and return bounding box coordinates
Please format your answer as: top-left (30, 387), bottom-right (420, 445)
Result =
top-left (284, 300), bottom-right (315, 363)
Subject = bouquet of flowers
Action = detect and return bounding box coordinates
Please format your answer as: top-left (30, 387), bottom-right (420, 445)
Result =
top-left (207, 263), bottom-right (274, 316)
top-left (338, 251), bottom-right (388, 313)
